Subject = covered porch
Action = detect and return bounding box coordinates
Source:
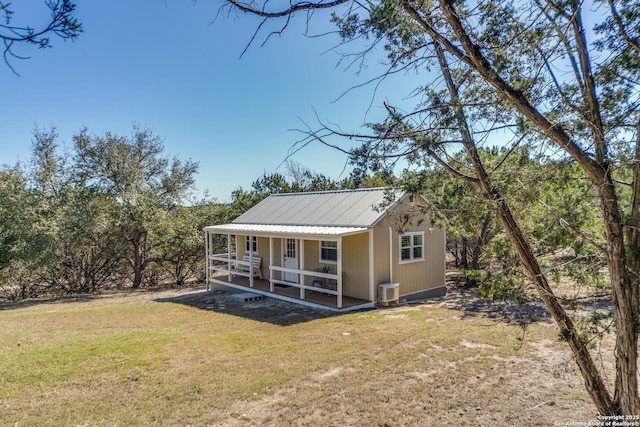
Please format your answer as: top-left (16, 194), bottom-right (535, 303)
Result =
top-left (207, 273), bottom-right (370, 310)
top-left (204, 224), bottom-right (376, 311)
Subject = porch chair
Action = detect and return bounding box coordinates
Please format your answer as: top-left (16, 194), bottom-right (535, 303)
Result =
top-left (233, 255), bottom-right (263, 279)
top-left (311, 268), bottom-right (325, 289)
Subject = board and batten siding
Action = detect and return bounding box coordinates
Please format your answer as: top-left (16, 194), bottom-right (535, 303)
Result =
top-left (393, 227), bottom-right (446, 297)
top-left (237, 235), bottom-right (271, 280)
top-left (341, 232), bottom-right (370, 300)
top-left (372, 222), bottom-right (392, 286)
top-left (302, 240), bottom-right (321, 272)
top-left (372, 196), bottom-right (446, 299)
top-left (284, 236), bottom-right (370, 299)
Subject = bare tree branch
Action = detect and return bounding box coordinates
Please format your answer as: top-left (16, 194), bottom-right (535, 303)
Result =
top-left (1, 0), bottom-right (81, 75)
top-left (228, 0), bottom-right (350, 18)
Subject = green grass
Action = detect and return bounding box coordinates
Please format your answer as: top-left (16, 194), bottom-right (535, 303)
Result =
top-left (0, 289), bottom-right (596, 426)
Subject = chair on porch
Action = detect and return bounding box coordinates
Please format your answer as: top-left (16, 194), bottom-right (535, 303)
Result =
top-left (311, 268), bottom-right (325, 289)
top-left (233, 255), bottom-right (263, 279)
top-left (325, 278), bottom-right (338, 292)
top-left (325, 271), bottom-right (344, 292)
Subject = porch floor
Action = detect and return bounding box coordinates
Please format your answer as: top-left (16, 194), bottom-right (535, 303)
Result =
top-left (209, 274), bottom-right (372, 311)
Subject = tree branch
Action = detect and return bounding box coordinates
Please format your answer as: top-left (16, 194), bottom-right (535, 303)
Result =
top-left (1, 1), bottom-right (82, 75)
top-left (607, 0), bottom-right (640, 54)
top-left (228, 0), bottom-right (350, 18)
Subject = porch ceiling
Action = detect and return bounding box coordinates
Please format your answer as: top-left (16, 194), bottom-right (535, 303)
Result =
top-left (204, 223), bottom-right (368, 238)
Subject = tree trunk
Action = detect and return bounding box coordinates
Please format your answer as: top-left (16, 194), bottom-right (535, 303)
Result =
top-left (626, 122), bottom-right (640, 413)
top-left (495, 194), bottom-right (617, 414)
top-left (132, 265), bottom-right (143, 289)
top-left (452, 240), bottom-right (461, 268)
top-left (430, 38), bottom-right (618, 414)
top-left (471, 213), bottom-right (492, 272)
top-left (627, 120), bottom-right (640, 274)
top-left (462, 237), bottom-right (469, 270)
top-left (432, 0), bottom-right (638, 413)
top-left (605, 136), bottom-right (640, 413)
top-left (131, 234), bottom-right (143, 289)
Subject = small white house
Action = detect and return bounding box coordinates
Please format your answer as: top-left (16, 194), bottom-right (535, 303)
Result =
top-left (204, 188), bottom-right (446, 311)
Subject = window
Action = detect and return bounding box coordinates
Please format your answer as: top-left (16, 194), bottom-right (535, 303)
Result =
top-left (320, 240), bottom-right (338, 263)
top-left (399, 232), bottom-right (424, 263)
top-left (245, 236), bottom-right (257, 253)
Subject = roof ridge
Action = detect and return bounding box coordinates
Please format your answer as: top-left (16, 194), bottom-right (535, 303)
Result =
top-left (270, 187), bottom-right (395, 197)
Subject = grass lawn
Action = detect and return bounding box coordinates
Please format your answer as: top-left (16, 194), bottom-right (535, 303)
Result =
top-left (0, 286), bottom-right (602, 426)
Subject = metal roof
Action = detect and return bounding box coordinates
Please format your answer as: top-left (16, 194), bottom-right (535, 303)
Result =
top-left (204, 223), bottom-right (368, 238)
top-left (232, 187), bottom-right (405, 228)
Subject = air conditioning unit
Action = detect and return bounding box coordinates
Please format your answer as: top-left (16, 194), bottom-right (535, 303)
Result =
top-left (378, 283), bottom-right (399, 304)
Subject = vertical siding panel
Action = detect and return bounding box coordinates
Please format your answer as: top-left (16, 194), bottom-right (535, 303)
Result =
top-left (342, 233), bottom-right (369, 300)
top-left (372, 196), bottom-right (446, 299)
top-left (373, 222), bottom-right (391, 287)
top-left (305, 240), bottom-right (321, 272)
top-left (395, 228), bottom-right (446, 296)
top-left (257, 237), bottom-right (270, 280)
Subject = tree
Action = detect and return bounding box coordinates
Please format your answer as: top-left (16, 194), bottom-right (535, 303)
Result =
top-left (156, 201), bottom-right (224, 286)
top-left (227, 166), bottom-right (351, 219)
top-left (221, 0), bottom-right (640, 415)
top-left (9, 128), bottom-right (123, 296)
top-left (72, 126), bottom-right (199, 289)
top-left (1, 0), bottom-right (81, 74)
top-left (0, 164), bottom-right (41, 299)
top-left (412, 150), bottom-right (497, 286)
top-left (0, 125), bottom-right (212, 299)
top-left (284, 160), bottom-right (352, 192)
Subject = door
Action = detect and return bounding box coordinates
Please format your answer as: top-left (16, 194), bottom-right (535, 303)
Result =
top-left (283, 238), bottom-right (298, 282)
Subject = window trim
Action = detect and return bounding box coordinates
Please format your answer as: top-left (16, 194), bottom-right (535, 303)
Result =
top-left (399, 231), bottom-right (425, 264)
top-left (319, 240), bottom-right (338, 264)
top-left (245, 235), bottom-right (258, 254)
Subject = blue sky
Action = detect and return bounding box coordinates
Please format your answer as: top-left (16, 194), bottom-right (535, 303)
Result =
top-left (2, 0), bottom-right (420, 201)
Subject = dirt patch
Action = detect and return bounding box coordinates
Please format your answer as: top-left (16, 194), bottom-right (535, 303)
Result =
top-left (151, 272), bottom-right (558, 327)
top-left (150, 282), bottom-right (608, 426)
top-left (1, 277), bottom-right (612, 426)
top-left (155, 288), bottom-right (342, 326)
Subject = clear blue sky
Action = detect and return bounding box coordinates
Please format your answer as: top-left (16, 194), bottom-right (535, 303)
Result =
top-left (2, 1), bottom-right (421, 201)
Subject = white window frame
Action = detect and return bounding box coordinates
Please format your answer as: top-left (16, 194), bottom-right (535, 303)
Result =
top-left (319, 240), bottom-right (338, 264)
top-left (399, 231), bottom-right (424, 264)
top-left (245, 235), bottom-right (258, 253)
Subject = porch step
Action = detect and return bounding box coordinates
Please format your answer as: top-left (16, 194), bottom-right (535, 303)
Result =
top-left (231, 292), bottom-right (264, 303)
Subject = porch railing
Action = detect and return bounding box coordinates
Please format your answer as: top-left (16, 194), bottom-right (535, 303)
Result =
top-left (207, 254), bottom-right (344, 308)
top-left (208, 253), bottom-right (237, 274)
top-left (207, 253), bottom-right (236, 290)
top-left (269, 265), bottom-right (342, 307)
top-left (208, 252), bottom-right (264, 288)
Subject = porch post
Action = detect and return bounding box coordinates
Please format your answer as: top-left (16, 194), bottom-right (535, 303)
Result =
top-left (300, 239), bottom-right (305, 300)
top-left (205, 230), bottom-right (210, 291)
top-left (249, 236), bottom-right (254, 288)
top-left (442, 229), bottom-right (447, 289)
top-left (388, 227), bottom-right (394, 283)
top-left (227, 234), bottom-right (232, 282)
top-left (269, 236), bottom-right (274, 292)
top-left (337, 237), bottom-right (343, 309)
top-left (369, 229), bottom-right (374, 302)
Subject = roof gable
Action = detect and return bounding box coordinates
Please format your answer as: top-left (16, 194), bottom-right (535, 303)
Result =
top-left (233, 188), bottom-right (405, 228)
